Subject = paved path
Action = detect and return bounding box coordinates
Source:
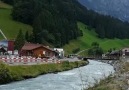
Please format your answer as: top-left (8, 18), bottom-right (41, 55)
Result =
top-left (76, 49), bottom-right (88, 55)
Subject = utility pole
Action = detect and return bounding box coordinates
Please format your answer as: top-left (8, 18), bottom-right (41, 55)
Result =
top-left (0, 29), bottom-right (7, 40)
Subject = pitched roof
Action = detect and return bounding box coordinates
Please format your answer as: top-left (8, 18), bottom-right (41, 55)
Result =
top-left (21, 43), bottom-right (57, 53)
top-left (21, 43), bottom-right (42, 50)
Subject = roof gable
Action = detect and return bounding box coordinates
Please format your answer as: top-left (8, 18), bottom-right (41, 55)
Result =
top-left (21, 43), bottom-right (42, 50)
top-left (21, 43), bottom-right (55, 52)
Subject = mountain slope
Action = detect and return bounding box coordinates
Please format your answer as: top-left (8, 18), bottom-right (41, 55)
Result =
top-left (64, 22), bottom-right (129, 54)
top-left (0, 2), bottom-right (32, 40)
top-left (78, 0), bottom-right (129, 21)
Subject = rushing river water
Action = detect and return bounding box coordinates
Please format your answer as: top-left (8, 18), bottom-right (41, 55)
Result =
top-left (0, 60), bottom-right (115, 90)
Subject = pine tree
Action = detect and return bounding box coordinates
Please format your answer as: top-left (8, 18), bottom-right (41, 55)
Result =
top-left (14, 29), bottom-right (25, 50)
top-left (25, 31), bottom-right (29, 41)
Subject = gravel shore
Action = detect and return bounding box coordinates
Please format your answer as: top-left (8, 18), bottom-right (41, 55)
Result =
top-left (94, 58), bottom-right (129, 90)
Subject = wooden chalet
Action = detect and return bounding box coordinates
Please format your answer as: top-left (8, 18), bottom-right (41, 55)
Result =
top-left (105, 50), bottom-right (121, 60)
top-left (20, 43), bottom-right (58, 58)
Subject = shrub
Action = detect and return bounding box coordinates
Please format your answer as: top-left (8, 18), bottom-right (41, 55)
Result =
top-left (72, 48), bottom-right (80, 54)
top-left (0, 61), bottom-right (12, 84)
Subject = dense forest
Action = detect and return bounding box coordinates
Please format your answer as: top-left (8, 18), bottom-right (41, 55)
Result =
top-left (2, 0), bottom-right (129, 47)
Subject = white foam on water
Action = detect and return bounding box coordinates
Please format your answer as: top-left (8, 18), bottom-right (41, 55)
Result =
top-left (94, 71), bottom-right (103, 75)
top-left (59, 72), bottom-right (76, 76)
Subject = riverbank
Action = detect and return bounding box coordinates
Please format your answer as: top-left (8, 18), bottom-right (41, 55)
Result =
top-left (87, 58), bottom-right (129, 90)
top-left (0, 60), bottom-right (88, 84)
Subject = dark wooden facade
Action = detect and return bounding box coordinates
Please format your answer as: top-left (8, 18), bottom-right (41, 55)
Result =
top-left (8, 40), bottom-right (14, 51)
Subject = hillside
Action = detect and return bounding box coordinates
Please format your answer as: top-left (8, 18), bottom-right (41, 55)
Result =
top-left (64, 22), bottom-right (129, 55)
top-left (8, 0), bottom-right (129, 47)
top-left (0, 1), bottom-right (32, 40)
top-left (1, 1), bottom-right (129, 54)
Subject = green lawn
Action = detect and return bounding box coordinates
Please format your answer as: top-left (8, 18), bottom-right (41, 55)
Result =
top-left (64, 22), bottom-right (129, 55)
top-left (0, 2), bottom-right (32, 40)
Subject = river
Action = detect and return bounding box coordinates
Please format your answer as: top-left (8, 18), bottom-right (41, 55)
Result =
top-left (0, 60), bottom-right (115, 90)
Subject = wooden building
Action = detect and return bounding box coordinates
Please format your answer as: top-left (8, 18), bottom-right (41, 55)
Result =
top-left (103, 50), bottom-right (121, 60)
top-left (21, 43), bottom-right (58, 58)
top-left (122, 48), bottom-right (129, 56)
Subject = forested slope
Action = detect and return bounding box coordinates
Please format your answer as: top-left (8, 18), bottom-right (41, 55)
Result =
top-left (1, 0), bottom-right (129, 47)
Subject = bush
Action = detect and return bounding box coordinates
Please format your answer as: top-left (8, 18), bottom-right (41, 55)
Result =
top-left (0, 61), bottom-right (12, 84)
top-left (72, 48), bottom-right (80, 54)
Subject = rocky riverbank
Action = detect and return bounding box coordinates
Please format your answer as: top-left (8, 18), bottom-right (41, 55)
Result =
top-left (88, 58), bottom-right (129, 90)
top-left (113, 58), bottom-right (129, 90)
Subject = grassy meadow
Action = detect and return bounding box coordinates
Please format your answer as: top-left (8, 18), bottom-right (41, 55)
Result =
top-left (64, 22), bottom-right (129, 55)
top-left (0, 2), bottom-right (32, 40)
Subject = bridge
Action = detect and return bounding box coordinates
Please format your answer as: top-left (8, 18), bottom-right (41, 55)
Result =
top-left (82, 57), bottom-right (120, 61)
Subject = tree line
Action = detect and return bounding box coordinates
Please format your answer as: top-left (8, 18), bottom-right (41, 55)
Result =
top-left (2, 0), bottom-right (129, 47)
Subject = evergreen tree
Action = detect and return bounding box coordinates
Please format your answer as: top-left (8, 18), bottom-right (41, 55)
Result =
top-left (91, 42), bottom-right (99, 48)
top-left (88, 42), bottom-right (103, 57)
top-left (25, 31), bottom-right (29, 41)
top-left (14, 29), bottom-right (25, 50)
